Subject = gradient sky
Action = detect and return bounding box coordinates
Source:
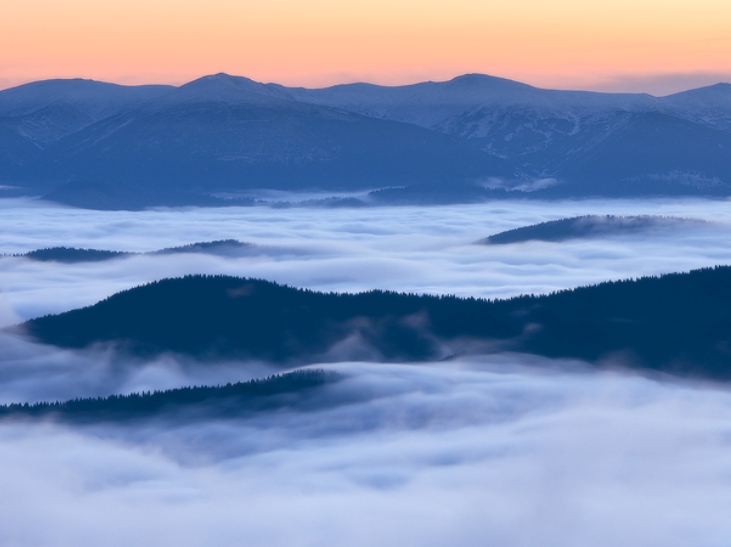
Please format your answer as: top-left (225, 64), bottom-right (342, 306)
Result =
top-left (1, 0), bottom-right (730, 94)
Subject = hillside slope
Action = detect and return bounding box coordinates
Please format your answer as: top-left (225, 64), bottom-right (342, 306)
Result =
top-left (20, 267), bottom-right (731, 379)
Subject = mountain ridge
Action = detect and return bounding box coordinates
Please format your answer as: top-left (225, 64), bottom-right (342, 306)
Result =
top-left (0, 369), bottom-right (341, 423)
top-left (2, 73), bottom-right (730, 207)
top-left (17, 266), bottom-right (731, 380)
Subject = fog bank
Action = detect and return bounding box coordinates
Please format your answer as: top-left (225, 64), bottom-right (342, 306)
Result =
top-left (2, 197), bottom-right (731, 323)
top-left (1, 360), bottom-right (731, 546)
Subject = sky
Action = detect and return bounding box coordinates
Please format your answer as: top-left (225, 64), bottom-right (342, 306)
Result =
top-left (1, 0), bottom-right (730, 94)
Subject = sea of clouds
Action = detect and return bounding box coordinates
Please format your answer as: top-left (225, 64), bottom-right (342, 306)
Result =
top-left (2, 360), bottom-right (731, 546)
top-left (2, 197), bottom-right (731, 324)
top-left (2, 197), bottom-right (731, 545)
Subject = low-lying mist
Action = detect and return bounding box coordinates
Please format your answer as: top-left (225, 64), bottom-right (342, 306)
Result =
top-left (2, 197), bottom-right (731, 324)
top-left (0, 331), bottom-right (278, 404)
top-left (2, 196), bottom-right (731, 545)
top-left (1, 360), bottom-right (730, 546)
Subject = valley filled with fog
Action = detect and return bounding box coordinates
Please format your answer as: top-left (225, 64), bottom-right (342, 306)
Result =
top-left (3, 196), bottom-right (731, 324)
top-left (2, 197), bottom-right (731, 545)
top-left (2, 360), bottom-right (731, 546)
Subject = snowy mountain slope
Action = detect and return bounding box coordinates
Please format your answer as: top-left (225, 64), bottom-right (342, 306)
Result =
top-left (662, 83), bottom-right (731, 131)
top-left (0, 73), bottom-right (730, 206)
top-left (26, 78), bottom-right (507, 196)
top-left (0, 79), bottom-right (173, 147)
top-left (290, 74), bottom-right (731, 179)
top-left (291, 74), bottom-right (731, 133)
top-left (552, 111), bottom-right (731, 196)
top-left (289, 74), bottom-right (662, 127)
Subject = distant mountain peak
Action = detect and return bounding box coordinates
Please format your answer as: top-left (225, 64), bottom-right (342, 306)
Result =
top-left (447, 73), bottom-right (528, 87)
top-left (175, 73), bottom-right (292, 105)
top-left (182, 73), bottom-right (258, 91)
top-left (196, 72), bottom-right (256, 86)
top-left (0, 78), bottom-right (173, 111)
top-left (666, 82), bottom-right (731, 98)
top-left (664, 82), bottom-right (731, 111)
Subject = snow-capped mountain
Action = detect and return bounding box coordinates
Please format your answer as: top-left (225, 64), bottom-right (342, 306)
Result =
top-left (0, 73), bottom-right (729, 208)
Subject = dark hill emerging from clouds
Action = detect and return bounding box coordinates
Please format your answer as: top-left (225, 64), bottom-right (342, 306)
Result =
top-left (0, 369), bottom-right (341, 423)
top-left (19, 267), bottom-right (731, 380)
top-left (12, 240), bottom-right (254, 263)
top-left (479, 215), bottom-right (707, 244)
top-left (22, 247), bottom-right (130, 263)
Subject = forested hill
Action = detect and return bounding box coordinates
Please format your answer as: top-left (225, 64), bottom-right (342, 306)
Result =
top-left (0, 369), bottom-right (341, 423)
top-left (478, 215), bottom-right (706, 244)
top-left (10, 240), bottom-right (253, 263)
top-left (19, 267), bottom-right (731, 379)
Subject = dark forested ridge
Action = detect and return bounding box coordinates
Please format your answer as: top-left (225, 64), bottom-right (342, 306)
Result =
top-left (23, 275), bottom-right (499, 362)
top-left (0, 369), bottom-right (341, 423)
top-left (153, 240), bottom-right (253, 255)
top-left (479, 215), bottom-right (707, 245)
top-left (9, 240), bottom-right (253, 263)
top-left (18, 267), bottom-right (731, 379)
top-left (22, 247), bottom-right (130, 263)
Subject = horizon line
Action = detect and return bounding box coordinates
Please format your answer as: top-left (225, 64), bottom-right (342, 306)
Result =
top-left (2, 71), bottom-right (731, 97)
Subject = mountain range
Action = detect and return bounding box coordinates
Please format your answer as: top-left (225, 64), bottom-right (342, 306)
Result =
top-left (1, 73), bottom-right (731, 208)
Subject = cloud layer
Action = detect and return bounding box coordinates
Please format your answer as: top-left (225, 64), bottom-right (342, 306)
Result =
top-left (2, 197), bottom-right (731, 323)
top-left (1, 360), bottom-right (731, 546)
top-left (3, 197), bottom-right (731, 545)
top-left (0, 331), bottom-right (280, 404)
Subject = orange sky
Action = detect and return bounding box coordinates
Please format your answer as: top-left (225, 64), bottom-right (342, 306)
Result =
top-left (1, 0), bottom-right (730, 94)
